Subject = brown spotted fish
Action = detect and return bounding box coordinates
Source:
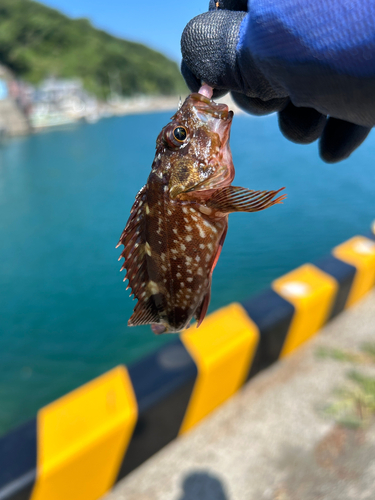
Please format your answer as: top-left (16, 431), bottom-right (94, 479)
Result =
top-left (117, 91), bottom-right (286, 334)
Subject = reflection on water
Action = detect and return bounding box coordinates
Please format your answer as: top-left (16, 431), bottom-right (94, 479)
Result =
top-left (0, 113), bottom-right (374, 435)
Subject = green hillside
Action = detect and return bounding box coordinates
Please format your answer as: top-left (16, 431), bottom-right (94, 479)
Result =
top-left (0, 0), bottom-right (186, 98)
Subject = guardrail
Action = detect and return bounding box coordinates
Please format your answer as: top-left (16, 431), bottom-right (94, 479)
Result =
top-left (1, 228), bottom-right (375, 500)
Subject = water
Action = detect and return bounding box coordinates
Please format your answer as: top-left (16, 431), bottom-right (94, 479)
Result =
top-left (0, 112), bottom-right (374, 436)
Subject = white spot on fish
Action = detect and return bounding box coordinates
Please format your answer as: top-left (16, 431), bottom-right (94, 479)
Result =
top-left (185, 235), bottom-right (192, 242)
top-left (196, 255), bottom-right (201, 262)
top-left (176, 272), bottom-right (182, 278)
top-left (161, 253), bottom-right (166, 261)
top-left (147, 281), bottom-right (160, 294)
top-left (197, 267), bottom-right (203, 276)
top-left (145, 204), bottom-right (150, 214)
top-left (171, 249), bottom-right (178, 254)
top-left (182, 207), bottom-right (188, 214)
top-left (207, 243), bottom-right (213, 251)
top-left (203, 220), bottom-right (211, 228)
top-left (180, 282), bottom-right (185, 288)
top-left (191, 216), bottom-right (198, 222)
top-left (180, 243), bottom-right (186, 251)
top-left (161, 265), bottom-right (167, 272)
top-left (145, 242), bottom-right (152, 256)
top-left (173, 228), bottom-right (178, 234)
top-left (198, 227), bottom-right (206, 238)
top-left (186, 225), bottom-right (192, 232)
top-left (199, 243), bottom-right (205, 249)
top-left (199, 205), bottom-right (212, 216)
top-left (167, 209), bottom-right (172, 216)
top-left (187, 277), bottom-right (193, 282)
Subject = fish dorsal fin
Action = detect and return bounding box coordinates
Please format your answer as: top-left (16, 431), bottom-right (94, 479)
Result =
top-left (207, 186), bottom-right (286, 213)
top-left (117, 185), bottom-right (159, 326)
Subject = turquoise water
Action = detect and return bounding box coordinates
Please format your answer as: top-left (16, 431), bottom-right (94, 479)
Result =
top-left (0, 111), bottom-right (374, 435)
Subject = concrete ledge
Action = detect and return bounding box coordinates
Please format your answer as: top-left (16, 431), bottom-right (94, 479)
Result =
top-left (1, 231), bottom-right (375, 500)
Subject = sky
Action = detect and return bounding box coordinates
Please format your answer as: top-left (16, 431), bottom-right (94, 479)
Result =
top-left (40, 0), bottom-right (208, 63)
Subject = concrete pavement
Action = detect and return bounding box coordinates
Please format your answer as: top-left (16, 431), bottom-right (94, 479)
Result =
top-left (104, 290), bottom-right (375, 500)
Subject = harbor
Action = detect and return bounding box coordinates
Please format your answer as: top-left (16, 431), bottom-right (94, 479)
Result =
top-left (0, 64), bottom-right (183, 138)
top-left (1, 1), bottom-right (374, 500)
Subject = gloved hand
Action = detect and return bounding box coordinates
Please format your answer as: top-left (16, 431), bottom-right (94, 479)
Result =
top-left (181, 0), bottom-right (373, 163)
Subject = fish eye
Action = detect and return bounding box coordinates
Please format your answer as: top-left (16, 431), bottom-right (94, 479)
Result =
top-left (173, 126), bottom-right (187, 142)
top-left (164, 123), bottom-right (189, 149)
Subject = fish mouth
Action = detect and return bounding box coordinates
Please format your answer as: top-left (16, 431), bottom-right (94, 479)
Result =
top-left (190, 93), bottom-right (233, 122)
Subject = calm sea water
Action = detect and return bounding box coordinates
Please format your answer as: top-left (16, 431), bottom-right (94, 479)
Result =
top-left (0, 111), bottom-right (374, 435)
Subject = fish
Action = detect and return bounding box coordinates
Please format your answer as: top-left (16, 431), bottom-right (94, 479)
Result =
top-left (117, 90), bottom-right (286, 334)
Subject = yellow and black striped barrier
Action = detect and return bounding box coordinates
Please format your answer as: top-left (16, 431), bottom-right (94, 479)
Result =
top-left (1, 230), bottom-right (375, 500)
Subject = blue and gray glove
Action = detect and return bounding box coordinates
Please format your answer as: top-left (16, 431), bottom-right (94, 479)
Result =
top-left (181, 0), bottom-right (375, 163)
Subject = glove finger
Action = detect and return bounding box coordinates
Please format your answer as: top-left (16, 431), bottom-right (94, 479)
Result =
top-left (180, 59), bottom-right (201, 93)
top-left (278, 102), bottom-right (327, 144)
top-left (232, 92), bottom-right (289, 116)
top-left (209, 0), bottom-right (248, 11)
top-left (181, 10), bottom-right (246, 93)
top-left (180, 60), bottom-right (229, 99)
top-left (319, 118), bottom-right (372, 163)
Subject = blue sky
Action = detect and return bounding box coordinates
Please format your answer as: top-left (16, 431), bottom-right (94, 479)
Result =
top-left (40, 0), bottom-right (208, 62)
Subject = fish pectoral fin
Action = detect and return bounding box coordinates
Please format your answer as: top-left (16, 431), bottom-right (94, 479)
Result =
top-left (206, 186), bottom-right (287, 213)
top-left (195, 288), bottom-right (211, 328)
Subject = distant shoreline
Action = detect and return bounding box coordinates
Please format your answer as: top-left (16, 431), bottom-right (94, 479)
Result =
top-left (109, 95), bottom-right (184, 117)
top-left (109, 93), bottom-right (245, 118)
top-left (5, 93), bottom-right (246, 138)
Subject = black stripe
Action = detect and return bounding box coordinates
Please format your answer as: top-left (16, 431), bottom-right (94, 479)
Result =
top-left (116, 338), bottom-right (197, 480)
top-left (242, 289), bottom-right (295, 380)
top-left (314, 255), bottom-right (356, 320)
top-left (0, 420), bottom-right (36, 500)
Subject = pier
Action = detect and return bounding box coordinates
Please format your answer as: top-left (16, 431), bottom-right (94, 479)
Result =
top-left (106, 289), bottom-right (375, 500)
top-left (1, 231), bottom-right (374, 500)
